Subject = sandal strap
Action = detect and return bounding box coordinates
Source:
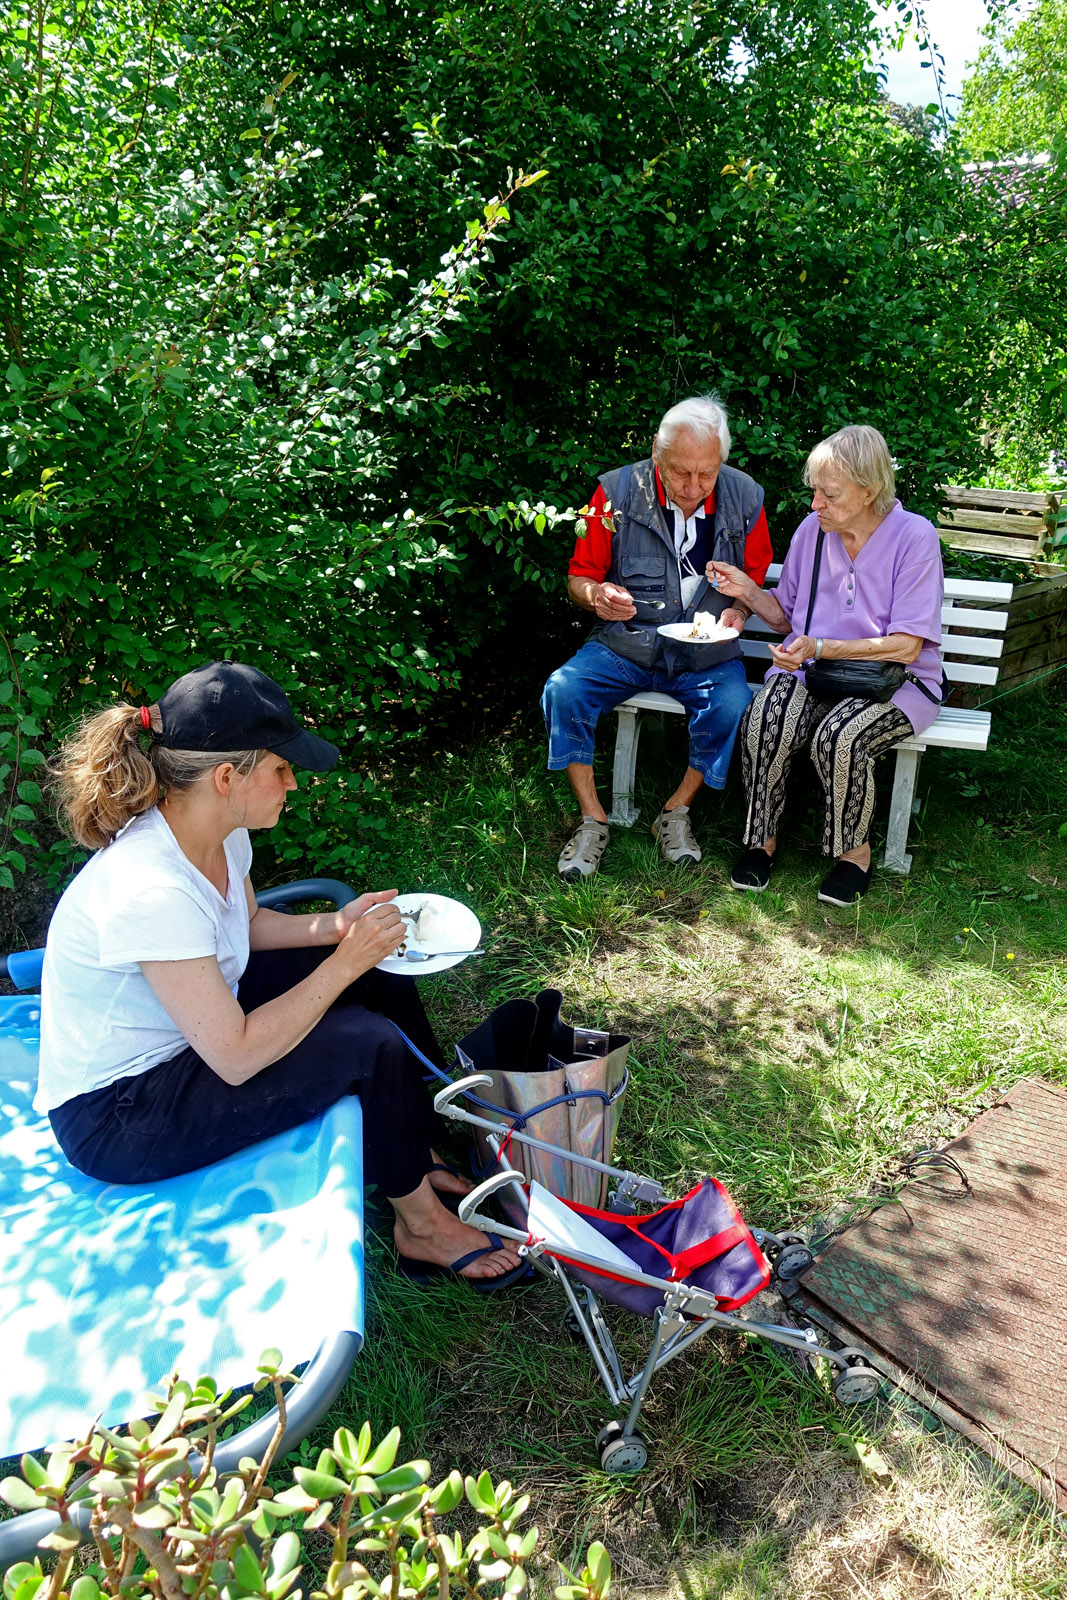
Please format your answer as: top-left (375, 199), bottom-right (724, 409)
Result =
top-left (448, 1230), bottom-right (503, 1275)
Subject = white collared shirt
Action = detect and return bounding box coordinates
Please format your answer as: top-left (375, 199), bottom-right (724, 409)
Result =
top-left (663, 492), bottom-right (709, 607)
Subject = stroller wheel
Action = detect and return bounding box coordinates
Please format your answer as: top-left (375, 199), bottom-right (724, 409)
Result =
top-left (775, 1243), bottom-right (814, 1281)
top-left (562, 1307), bottom-right (584, 1341)
top-left (832, 1363), bottom-right (881, 1405)
top-left (597, 1423), bottom-right (648, 1475)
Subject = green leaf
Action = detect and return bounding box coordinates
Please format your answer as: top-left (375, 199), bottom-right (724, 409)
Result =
top-left (373, 1462), bottom-right (428, 1495)
top-left (267, 1486), bottom-right (318, 1514)
top-left (366, 1487), bottom-right (423, 1525)
top-left (18, 1456), bottom-right (48, 1489)
top-left (69, 1579), bottom-right (102, 1600)
top-left (589, 1542), bottom-right (612, 1592)
top-left (9, 1577), bottom-right (44, 1600)
top-left (232, 1539), bottom-right (267, 1594)
top-left (38, 1521), bottom-right (80, 1552)
top-left (429, 1471), bottom-right (463, 1514)
top-left (0, 1477), bottom-right (43, 1512)
top-left (147, 1388), bottom-right (187, 1446)
top-left (3, 1564), bottom-right (41, 1600)
top-left (267, 1531), bottom-right (301, 1580)
top-left (293, 1468), bottom-right (350, 1499)
top-left (132, 1501), bottom-right (176, 1530)
top-left (362, 1426), bottom-right (400, 1476)
top-left (333, 1426), bottom-right (360, 1472)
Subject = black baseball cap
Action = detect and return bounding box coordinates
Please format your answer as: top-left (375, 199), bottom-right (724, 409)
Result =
top-left (155, 662), bottom-right (339, 771)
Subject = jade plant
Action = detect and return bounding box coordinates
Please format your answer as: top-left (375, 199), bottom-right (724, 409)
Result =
top-left (0, 1352), bottom-right (610, 1600)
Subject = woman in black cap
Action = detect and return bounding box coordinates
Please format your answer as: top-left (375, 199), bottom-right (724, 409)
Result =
top-left (36, 661), bottom-right (523, 1288)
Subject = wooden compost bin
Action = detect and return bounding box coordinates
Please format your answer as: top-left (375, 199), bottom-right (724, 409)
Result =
top-left (941, 487), bottom-right (1067, 705)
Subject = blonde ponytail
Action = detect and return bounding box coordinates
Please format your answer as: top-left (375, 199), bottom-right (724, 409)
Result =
top-left (51, 705), bottom-right (266, 849)
top-left (51, 705), bottom-right (160, 850)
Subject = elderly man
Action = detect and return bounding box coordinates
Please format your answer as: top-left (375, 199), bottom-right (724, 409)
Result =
top-left (541, 395), bottom-right (772, 878)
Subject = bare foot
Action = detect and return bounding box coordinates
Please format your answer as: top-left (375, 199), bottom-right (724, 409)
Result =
top-left (427, 1151), bottom-right (473, 1200)
top-left (393, 1206), bottom-right (522, 1281)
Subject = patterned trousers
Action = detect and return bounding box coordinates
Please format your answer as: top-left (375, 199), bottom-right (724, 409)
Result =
top-left (740, 674), bottom-right (914, 857)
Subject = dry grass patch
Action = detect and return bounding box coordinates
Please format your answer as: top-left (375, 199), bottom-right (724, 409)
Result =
top-left (659, 1406), bottom-right (1066, 1600)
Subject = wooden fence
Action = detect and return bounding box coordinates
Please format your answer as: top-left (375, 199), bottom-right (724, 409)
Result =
top-left (940, 487), bottom-right (1067, 702)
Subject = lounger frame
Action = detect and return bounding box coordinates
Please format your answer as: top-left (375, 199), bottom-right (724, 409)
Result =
top-left (0, 879), bottom-right (362, 1565)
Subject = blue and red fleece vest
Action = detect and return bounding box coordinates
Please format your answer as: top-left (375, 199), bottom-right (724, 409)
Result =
top-left (591, 456), bottom-right (765, 673)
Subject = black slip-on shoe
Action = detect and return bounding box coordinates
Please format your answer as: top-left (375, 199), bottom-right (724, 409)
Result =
top-left (730, 848), bottom-right (775, 892)
top-left (817, 860), bottom-right (872, 907)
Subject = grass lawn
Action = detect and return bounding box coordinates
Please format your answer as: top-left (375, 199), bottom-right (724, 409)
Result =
top-left (277, 677), bottom-right (1067, 1599)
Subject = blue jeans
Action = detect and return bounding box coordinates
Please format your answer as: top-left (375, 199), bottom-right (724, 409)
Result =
top-left (541, 640), bottom-right (753, 790)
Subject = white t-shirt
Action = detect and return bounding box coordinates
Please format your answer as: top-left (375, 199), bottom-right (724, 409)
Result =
top-left (36, 807), bottom-right (253, 1112)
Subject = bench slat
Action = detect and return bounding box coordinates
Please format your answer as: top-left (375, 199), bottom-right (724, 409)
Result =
top-left (615, 695), bottom-right (993, 750)
top-left (762, 567), bottom-right (1014, 606)
top-left (899, 711), bottom-right (992, 751)
top-left (940, 508), bottom-right (1046, 537)
top-left (741, 639), bottom-right (1002, 670)
top-left (943, 486), bottom-right (1053, 512)
top-left (942, 606), bottom-right (1010, 630)
top-left (746, 606), bottom-right (1009, 637)
top-left (943, 660), bottom-right (999, 685)
top-left (941, 635), bottom-right (1004, 659)
top-left (943, 576), bottom-right (1015, 601)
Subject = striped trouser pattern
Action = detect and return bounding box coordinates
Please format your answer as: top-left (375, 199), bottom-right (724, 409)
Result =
top-left (740, 673), bottom-right (913, 857)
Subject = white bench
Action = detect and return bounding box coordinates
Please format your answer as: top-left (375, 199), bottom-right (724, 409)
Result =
top-left (608, 565), bottom-right (1013, 874)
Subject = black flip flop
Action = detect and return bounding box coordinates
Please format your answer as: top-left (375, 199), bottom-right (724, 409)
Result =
top-left (396, 1230), bottom-right (534, 1293)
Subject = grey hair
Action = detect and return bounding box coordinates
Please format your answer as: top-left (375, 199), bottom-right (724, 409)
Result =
top-left (655, 394), bottom-right (732, 461)
top-left (804, 425), bottom-right (897, 518)
top-left (153, 746), bottom-right (263, 791)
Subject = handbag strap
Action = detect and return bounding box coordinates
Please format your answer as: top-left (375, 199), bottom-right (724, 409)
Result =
top-left (904, 669), bottom-right (945, 705)
top-left (802, 525), bottom-right (826, 637)
top-left (804, 526), bottom-right (945, 706)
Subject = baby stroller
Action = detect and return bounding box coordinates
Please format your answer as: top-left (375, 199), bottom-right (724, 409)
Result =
top-left (432, 1073), bottom-right (883, 1475)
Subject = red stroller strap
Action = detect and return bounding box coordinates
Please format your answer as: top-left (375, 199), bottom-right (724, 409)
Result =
top-left (668, 1223), bottom-right (749, 1281)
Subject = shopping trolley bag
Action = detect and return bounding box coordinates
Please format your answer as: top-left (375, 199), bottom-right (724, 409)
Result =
top-left (455, 989), bottom-right (629, 1209)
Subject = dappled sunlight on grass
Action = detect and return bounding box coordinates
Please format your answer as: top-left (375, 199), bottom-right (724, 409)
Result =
top-left (276, 683), bottom-right (1067, 1594)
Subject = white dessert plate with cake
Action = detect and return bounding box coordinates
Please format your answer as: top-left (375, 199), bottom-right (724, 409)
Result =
top-left (376, 893), bottom-right (482, 977)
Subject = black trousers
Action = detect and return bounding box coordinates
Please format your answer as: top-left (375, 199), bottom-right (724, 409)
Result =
top-left (49, 948), bottom-right (447, 1197)
top-left (740, 674), bottom-right (914, 856)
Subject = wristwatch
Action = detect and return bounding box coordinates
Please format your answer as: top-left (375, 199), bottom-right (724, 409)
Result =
top-left (814, 638), bottom-right (825, 660)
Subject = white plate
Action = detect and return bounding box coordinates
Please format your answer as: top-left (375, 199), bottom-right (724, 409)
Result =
top-left (376, 893), bottom-right (482, 977)
top-left (657, 622), bottom-right (739, 644)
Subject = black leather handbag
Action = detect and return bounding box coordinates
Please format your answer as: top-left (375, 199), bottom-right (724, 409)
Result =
top-left (800, 528), bottom-right (942, 708)
top-left (804, 658), bottom-right (907, 704)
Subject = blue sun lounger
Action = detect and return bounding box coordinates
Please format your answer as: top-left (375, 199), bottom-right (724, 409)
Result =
top-left (0, 880), bottom-right (364, 1563)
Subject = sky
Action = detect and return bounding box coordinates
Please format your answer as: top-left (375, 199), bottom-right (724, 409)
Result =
top-left (873, 0), bottom-right (997, 113)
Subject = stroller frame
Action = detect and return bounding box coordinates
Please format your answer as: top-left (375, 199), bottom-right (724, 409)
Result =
top-left (435, 1076), bottom-right (881, 1473)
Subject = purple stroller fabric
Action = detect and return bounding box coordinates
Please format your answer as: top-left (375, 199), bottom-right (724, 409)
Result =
top-left (557, 1178), bottom-right (770, 1317)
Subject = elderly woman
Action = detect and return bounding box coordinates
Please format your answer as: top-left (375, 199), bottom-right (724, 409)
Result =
top-left (710, 425), bottom-right (944, 906)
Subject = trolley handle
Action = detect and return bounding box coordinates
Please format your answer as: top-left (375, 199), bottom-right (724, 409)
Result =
top-left (457, 1168), bottom-right (527, 1229)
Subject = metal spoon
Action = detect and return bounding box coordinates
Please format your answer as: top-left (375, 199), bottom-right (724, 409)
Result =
top-left (403, 947), bottom-right (485, 963)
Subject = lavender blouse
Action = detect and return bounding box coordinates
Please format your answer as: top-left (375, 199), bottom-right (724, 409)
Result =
top-left (768, 501), bottom-right (945, 737)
